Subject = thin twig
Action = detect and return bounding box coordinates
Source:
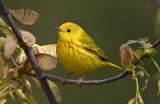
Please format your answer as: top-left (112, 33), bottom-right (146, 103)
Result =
top-left (39, 38), bottom-right (160, 85)
top-left (43, 72), bottom-right (129, 85)
top-left (10, 57), bottom-right (19, 68)
top-left (0, 0), bottom-right (57, 104)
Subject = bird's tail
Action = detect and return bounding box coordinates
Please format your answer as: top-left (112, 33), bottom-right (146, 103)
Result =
top-left (105, 61), bottom-right (121, 70)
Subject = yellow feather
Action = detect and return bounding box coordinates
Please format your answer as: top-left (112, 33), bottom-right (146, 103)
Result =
top-left (56, 22), bottom-right (121, 74)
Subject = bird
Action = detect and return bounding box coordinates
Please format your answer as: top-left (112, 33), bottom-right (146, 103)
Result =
top-left (54, 22), bottom-right (121, 85)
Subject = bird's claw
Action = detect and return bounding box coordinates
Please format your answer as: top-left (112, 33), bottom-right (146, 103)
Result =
top-left (75, 75), bottom-right (86, 87)
top-left (60, 72), bottom-right (74, 85)
top-left (75, 78), bottom-right (83, 87)
top-left (60, 76), bottom-right (66, 85)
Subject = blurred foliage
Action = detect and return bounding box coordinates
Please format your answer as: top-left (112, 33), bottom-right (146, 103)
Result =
top-left (0, 10), bottom-right (60, 104)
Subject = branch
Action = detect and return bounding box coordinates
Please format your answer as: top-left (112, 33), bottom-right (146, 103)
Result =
top-left (42, 38), bottom-right (160, 85)
top-left (0, 1), bottom-right (57, 104)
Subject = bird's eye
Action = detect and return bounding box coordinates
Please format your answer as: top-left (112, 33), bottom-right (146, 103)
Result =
top-left (67, 29), bottom-right (71, 32)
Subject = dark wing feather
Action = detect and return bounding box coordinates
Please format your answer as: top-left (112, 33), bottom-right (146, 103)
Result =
top-left (84, 47), bottom-right (109, 61)
top-left (79, 33), bottom-right (109, 61)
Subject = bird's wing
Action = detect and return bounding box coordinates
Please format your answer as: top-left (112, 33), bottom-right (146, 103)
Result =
top-left (79, 33), bottom-right (109, 61)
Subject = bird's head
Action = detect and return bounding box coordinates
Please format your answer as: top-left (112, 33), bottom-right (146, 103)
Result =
top-left (54, 22), bottom-right (85, 41)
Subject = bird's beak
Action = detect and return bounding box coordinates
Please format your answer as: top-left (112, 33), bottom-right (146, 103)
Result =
top-left (53, 26), bottom-right (62, 31)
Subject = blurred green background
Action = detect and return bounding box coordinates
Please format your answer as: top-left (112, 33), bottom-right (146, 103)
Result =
top-left (5, 0), bottom-right (160, 104)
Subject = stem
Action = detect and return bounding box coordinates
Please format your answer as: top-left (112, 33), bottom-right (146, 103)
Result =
top-left (135, 76), bottom-right (144, 104)
top-left (135, 76), bottom-right (140, 97)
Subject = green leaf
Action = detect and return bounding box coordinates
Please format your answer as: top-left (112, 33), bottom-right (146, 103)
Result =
top-left (15, 89), bottom-right (27, 102)
top-left (24, 80), bottom-right (32, 93)
top-left (47, 80), bottom-right (62, 103)
top-left (15, 87), bottom-right (37, 104)
top-left (135, 77), bottom-right (144, 104)
top-left (128, 96), bottom-right (144, 104)
top-left (128, 76), bottom-right (144, 104)
top-left (0, 53), bottom-right (9, 80)
top-left (141, 79), bottom-right (149, 91)
top-left (0, 17), bottom-right (12, 35)
top-left (0, 17), bottom-right (8, 28)
top-left (150, 57), bottom-right (160, 72)
top-left (127, 38), bottom-right (156, 57)
top-left (138, 96), bottom-right (144, 104)
top-left (30, 76), bottom-right (40, 88)
top-left (136, 66), bottom-right (151, 78)
top-left (16, 48), bottom-right (27, 65)
top-left (133, 49), bottom-right (143, 60)
top-left (0, 17), bottom-right (10, 34)
top-left (0, 37), bottom-right (6, 48)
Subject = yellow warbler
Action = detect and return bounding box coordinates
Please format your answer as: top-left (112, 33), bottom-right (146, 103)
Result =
top-left (55, 22), bottom-right (121, 83)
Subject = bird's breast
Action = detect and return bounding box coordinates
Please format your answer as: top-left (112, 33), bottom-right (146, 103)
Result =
top-left (56, 40), bottom-right (103, 73)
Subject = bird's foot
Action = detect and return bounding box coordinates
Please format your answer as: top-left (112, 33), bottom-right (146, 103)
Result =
top-left (60, 72), bottom-right (73, 85)
top-left (75, 75), bottom-right (86, 87)
top-left (60, 76), bottom-right (66, 85)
